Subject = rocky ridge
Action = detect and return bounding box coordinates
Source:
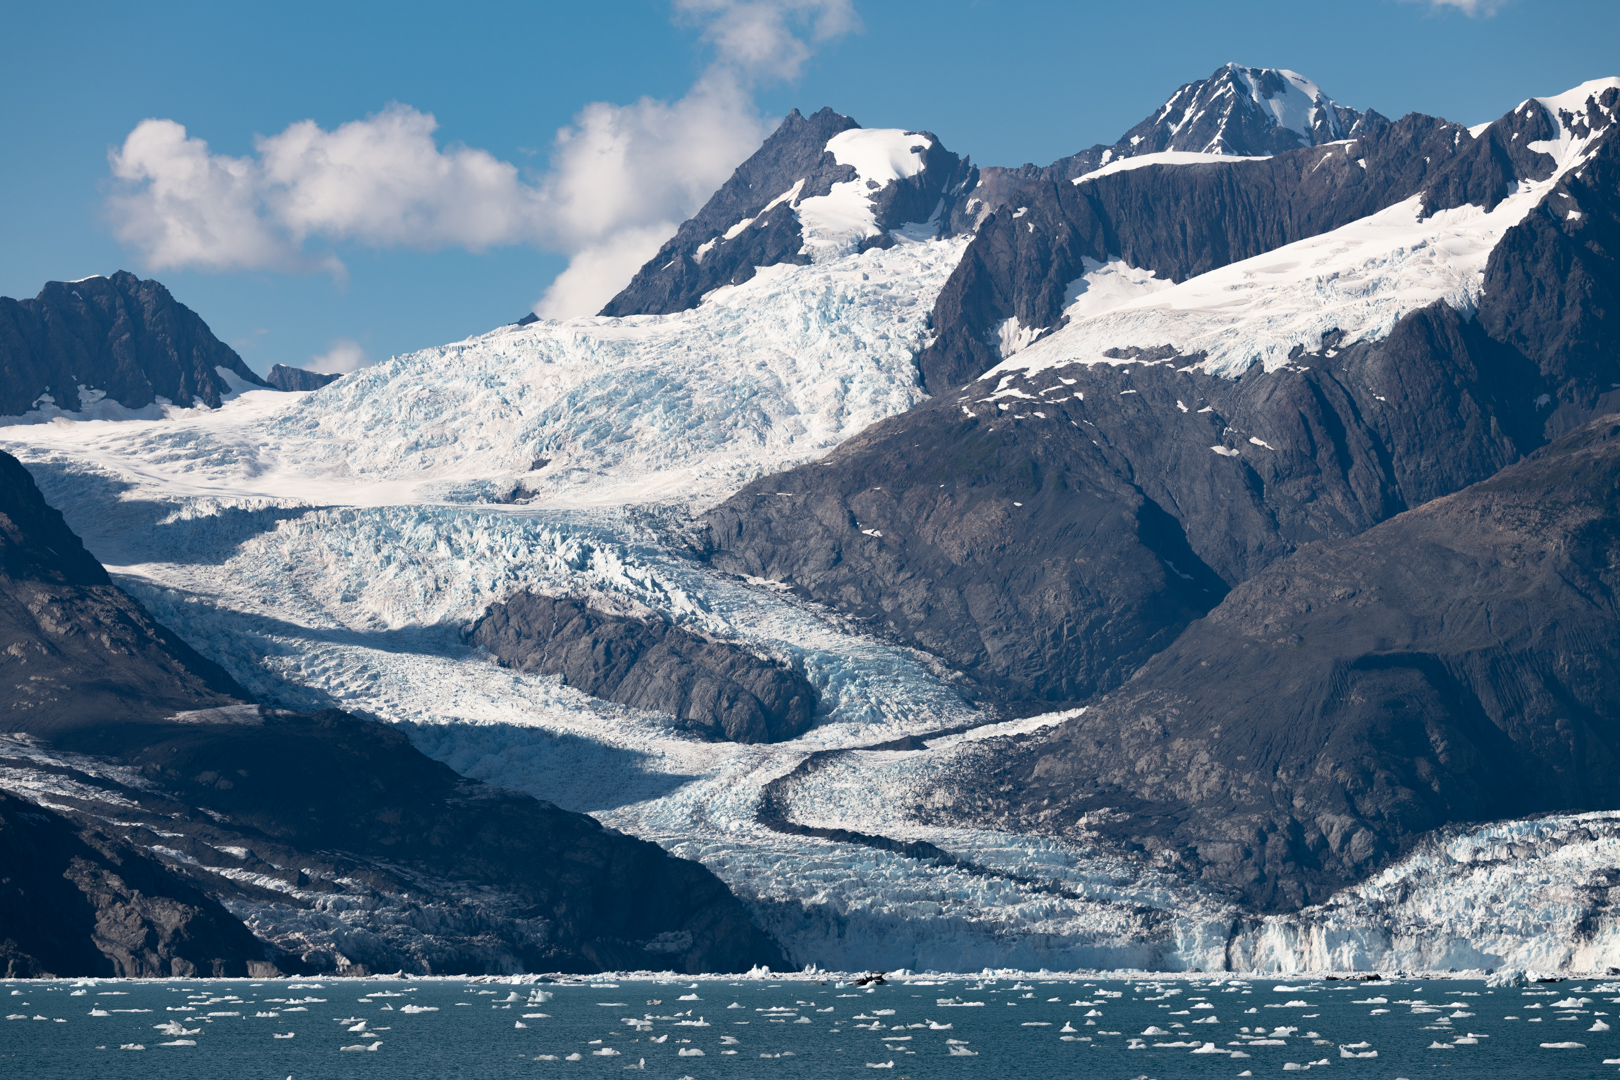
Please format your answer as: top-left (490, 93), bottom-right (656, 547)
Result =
top-left (601, 107), bottom-right (975, 317)
top-left (0, 271), bottom-right (268, 416)
top-left (930, 413), bottom-right (1620, 910)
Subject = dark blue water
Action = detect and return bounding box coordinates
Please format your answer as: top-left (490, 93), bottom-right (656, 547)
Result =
top-left (3, 975), bottom-right (1616, 1078)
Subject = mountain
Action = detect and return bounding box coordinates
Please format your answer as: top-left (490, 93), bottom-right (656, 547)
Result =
top-left (4, 67), bottom-right (1619, 974)
top-left (601, 107), bottom-right (975, 316)
top-left (919, 115), bottom-right (1483, 387)
top-left (0, 449), bottom-right (783, 974)
top-left (0, 271), bottom-right (268, 416)
top-left (931, 412), bottom-right (1620, 910)
top-left (700, 78), bottom-right (1620, 906)
top-left (265, 363), bottom-right (343, 392)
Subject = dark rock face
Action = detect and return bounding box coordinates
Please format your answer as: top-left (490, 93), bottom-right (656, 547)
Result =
top-left (265, 363), bottom-right (343, 392)
top-left (472, 593), bottom-right (817, 743)
top-left (0, 451), bottom-right (247, 736)
top-left (1475, 85), bottom-right (1620, 434)
top-left (705, 301), bottom-right (1536, 703)
top-left (0, 451), bottom-right (785, 974)
top-left (600, 108), bottom-right (974, 317)
top-left (922, 110), bottom-right (1476, 391)
top-left (0, 271), bottom-right (268, 416)
top-left (34, 707), bottom-right (785, 975)
top-left (0, 790), bottom-right (273, 977)
top-left (939, 414), bottom-right (1620, 910)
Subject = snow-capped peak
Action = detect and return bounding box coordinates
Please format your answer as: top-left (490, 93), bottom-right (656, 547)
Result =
top-left (1224, 64), bottom-right (1344, 145)
top-left (1132, 63), bottom-right (1353, 158)
top-left (796, 129), bottom-right (937, 259)
top-left (1030, 63), bottom-right (1364, 187)
top-left (601, 111), bottom-right (972, 317)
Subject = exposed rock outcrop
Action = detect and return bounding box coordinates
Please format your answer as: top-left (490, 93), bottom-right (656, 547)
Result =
top-left (0, 790), bottom-right (274, 978)
top-left (265, 363), bottom-right (343, 392)
top-left (472, 593), bottom-right (817, 743)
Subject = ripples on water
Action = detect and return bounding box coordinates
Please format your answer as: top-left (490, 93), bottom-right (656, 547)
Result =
top-left (3, 975), bottom-right (1616, 1078)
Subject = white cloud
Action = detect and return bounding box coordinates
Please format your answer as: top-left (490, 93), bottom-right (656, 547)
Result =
top-left (307, 337), bottom-right (370, 374)
top-left (108, 108), bottom-right (546, 275)
top-left (532, 74), bottom-right (772, 317)
top-left (108, 119), bottom-right (300, 272)
top-left (105, 1), bottom-right (861, 317)
top-left (1404, 0), bottom-right (1510, 15)
top-left (675, 0), bottom-right (859, 80)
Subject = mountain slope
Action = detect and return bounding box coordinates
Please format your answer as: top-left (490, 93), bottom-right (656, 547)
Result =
top-left (0, 450), bottom-right (247, 736)
top-left (0, 271), bottom-right (269, 416)
top-left (0, 790), bottom-right (274, 978)
top-left (935, 412), bottom-right (1620, 910)
top-left (703, 299), bottom-right (1534, 703)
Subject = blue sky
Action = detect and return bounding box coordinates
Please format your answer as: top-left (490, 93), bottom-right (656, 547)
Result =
top-left (3, 0), bottom-right (1616, 376)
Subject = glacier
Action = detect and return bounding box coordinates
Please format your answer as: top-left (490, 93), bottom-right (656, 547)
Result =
top-left (2, 126), bottom-right (1618, 975)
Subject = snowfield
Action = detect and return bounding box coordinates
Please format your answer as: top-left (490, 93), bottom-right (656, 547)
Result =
top-left (3, 87), bottom-right (1619, 975)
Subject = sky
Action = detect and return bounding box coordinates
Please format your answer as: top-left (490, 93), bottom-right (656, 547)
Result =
top-left (2, 0), bottom-right (1617, 377)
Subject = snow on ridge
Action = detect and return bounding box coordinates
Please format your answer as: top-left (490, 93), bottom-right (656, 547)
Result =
top-left (826, 128), bottom-right (932, 183)
top-left (1072, 149), bottom-right (1270, 184)
top-left (1525, 76), bottom-right (1620, 179)
top-left (994, 158), bottom-right (1560, 381)
top-left (1532, 75), bottom-right (1620, 125)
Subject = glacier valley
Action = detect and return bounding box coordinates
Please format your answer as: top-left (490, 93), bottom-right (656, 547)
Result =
top-left (3, 122), bottom-right (1618, 978)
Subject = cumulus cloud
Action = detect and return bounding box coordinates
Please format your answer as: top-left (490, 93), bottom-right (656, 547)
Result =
top-left (105, 0), bottom-right (861, 318)
top-left (307, 337), bottom-right (370, 374)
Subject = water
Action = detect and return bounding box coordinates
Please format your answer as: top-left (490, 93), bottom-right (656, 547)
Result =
top-left (3, 975), bottom-right (1616, 1078)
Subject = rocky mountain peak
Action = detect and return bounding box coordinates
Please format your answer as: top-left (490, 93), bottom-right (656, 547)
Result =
top-left (600, 108), bottom-right (974, 317)
top-left (0, 270), bottom-right (269, 417)
top-left (1024, 63), bottom-right (1365, 188)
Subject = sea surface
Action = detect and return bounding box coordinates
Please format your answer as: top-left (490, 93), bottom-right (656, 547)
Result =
top-left (3, 975), bottom-right (1616, 1078)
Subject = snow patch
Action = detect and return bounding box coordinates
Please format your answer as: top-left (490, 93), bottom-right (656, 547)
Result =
top-left (1074, 151), bottom-right (1268, 185)
top-left (796, 130), bottom-right (932, 260)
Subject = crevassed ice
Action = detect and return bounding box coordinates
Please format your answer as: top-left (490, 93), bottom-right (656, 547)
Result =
top-left (3, 235), bottom-right (965, 512)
